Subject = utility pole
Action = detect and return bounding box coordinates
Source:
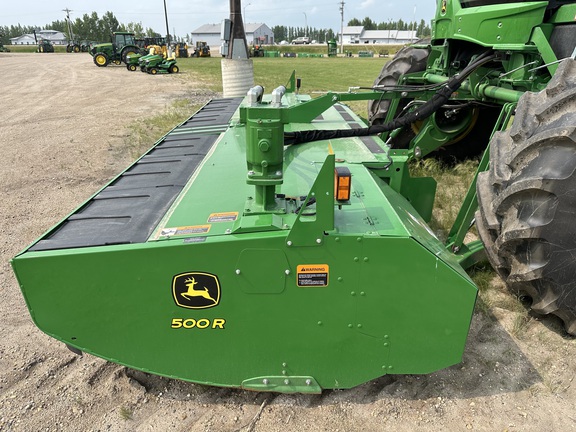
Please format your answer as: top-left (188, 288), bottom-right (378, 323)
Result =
top-left (63, 8), bottom-right (73, 42)
top-left (339, 0), bottom-right (345, 54)
top-left (163, 0), bottom-right (171, 51)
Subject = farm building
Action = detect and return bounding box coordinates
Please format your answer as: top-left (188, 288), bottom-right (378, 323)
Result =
top-left (10, 29), bottom-right (67, 45)
top-left (342, 26), bottom-right (417, 45)
top-left (191, 22), bottom-right (274, 53)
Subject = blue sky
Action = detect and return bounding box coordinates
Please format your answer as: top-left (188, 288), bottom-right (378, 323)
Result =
top-left (1, 0), bottom-right (437, 37)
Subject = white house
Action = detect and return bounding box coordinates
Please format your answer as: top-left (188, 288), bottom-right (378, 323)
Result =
top-left (342, 26), bottom-right (417, 45)
top-left (10, 29), bottom-right (67, 45)
top-left (191, 22), bottom-right (273, 53)
top-left (342, 26), bottom-right (363, 44)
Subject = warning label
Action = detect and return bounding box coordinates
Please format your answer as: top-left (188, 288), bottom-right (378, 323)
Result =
top-left (297, 264), bottom-right (329, 287)
top-left (208, 212), bottom-right (238, 223)
top-left (160, 225), bottom-right (211, 237)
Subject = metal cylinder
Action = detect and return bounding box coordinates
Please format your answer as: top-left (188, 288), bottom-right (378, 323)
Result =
top-left (221, 58), bottom-right (254, 97)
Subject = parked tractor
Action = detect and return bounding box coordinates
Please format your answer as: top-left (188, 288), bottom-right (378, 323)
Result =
top-left (127, 45), bottom-right (179, 74)
top-left (141, 53), bottom-right (179, 74)
top-left (10, 0), bottom-right (576, 395)
top-left (175, 43), bottom-right (189, 58)
top-left (367, 0), bottom-right (576, 336)
top-left (36, 40), bottom-right (54, 53)
top-left (90, 32), bottom-right (143, 67)
top-left (66, 41), bottom-right (81, 53)
top-left (191, 41), bottom-right (211, 57)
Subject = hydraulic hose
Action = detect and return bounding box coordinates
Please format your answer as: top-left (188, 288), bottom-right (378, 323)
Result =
top-left (284, 51), bottom-right (497, 146)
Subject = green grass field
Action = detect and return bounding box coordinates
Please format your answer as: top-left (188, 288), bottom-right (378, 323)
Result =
top-left (177, 56), bottom-right (388, 93)
top-left (177, 56), bottom-right (389, 119)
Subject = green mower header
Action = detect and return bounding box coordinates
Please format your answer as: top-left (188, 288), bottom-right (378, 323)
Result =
top-left (12, 76), bottom-right (477, 393)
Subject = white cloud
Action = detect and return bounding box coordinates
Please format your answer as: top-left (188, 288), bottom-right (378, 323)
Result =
top-left (359, 0), bottom-right (376, 9)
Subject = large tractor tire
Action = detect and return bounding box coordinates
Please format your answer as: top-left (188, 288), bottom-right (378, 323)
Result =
top-left (476, 58), bottom-right (576, 336)
top-left (121, 47), bottom-right (139, 64)
top-left (93, 52), bottom-right (109, 67)
top-left (368, 44), bottom-right (430, 125)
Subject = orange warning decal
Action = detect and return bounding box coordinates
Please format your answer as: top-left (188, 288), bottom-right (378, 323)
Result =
top-left (297, 264), bottom-right (329, 287)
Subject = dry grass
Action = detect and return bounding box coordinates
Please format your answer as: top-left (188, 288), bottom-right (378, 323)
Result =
top-left (125, 98), bottom-right (203, 158)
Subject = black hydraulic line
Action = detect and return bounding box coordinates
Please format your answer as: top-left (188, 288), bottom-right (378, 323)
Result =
top-left (284, 51), bottom-right (497, 146)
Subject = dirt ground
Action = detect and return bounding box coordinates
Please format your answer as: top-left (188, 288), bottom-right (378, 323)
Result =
top-left (0, 53), bottom-right (575, 432)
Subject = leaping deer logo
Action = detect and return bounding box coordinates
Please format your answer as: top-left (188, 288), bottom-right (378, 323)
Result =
top-left (172, 272), bottom-right (220, 309)
top-left (181, 277), bottom-right (217, 304)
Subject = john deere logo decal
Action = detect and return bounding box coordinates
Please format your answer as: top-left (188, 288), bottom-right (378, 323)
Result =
top-left (172, 272), bottom-right (220, 309)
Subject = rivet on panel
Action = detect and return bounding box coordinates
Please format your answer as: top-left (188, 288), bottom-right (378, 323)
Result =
top-left (263, 379), bottom-right (269, 385)
top-left (235, 269), bottom-right (241, 275)
top-left (285, 269), bottom-right (290, 275)
top-left (287, 241), bottom-right (293, 246)
top-left (316, 238), bottom-right (322, 244)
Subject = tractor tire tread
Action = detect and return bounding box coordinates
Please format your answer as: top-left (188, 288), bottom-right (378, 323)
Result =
top-left (476, 58), bottom-right (576, 336)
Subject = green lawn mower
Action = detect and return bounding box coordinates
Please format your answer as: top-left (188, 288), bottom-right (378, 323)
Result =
top-left (140, 54), bottom-right (179, 74)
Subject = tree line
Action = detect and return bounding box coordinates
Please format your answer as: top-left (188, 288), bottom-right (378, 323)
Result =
top-left (347, 17), bottom-right (431, 36)
top-left (1, 12), bottom-right (431, 46)
top-left (272, 18), bottom-right (431, 43)
top-left (271, 26), bottom-right (337, 44)
top-left (0, 11), bottom-right (161, 45)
